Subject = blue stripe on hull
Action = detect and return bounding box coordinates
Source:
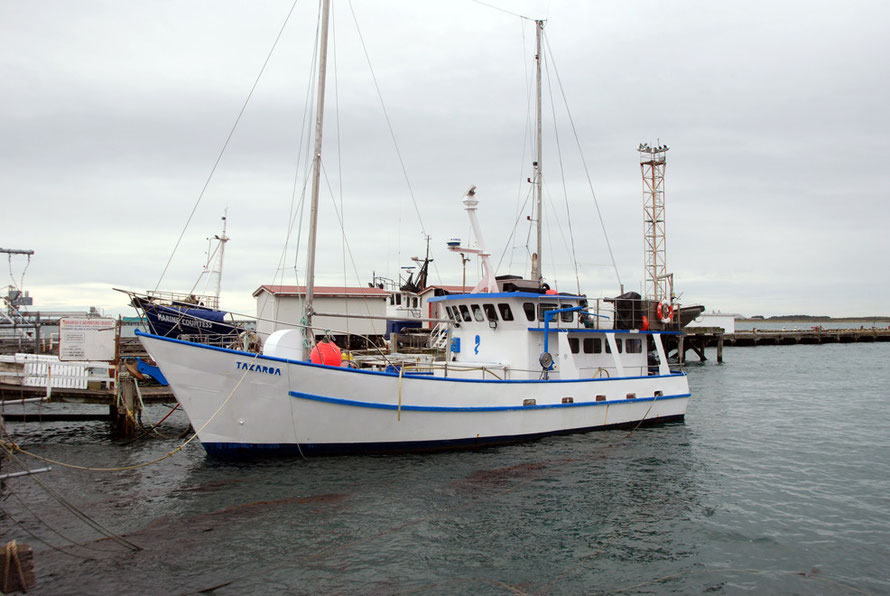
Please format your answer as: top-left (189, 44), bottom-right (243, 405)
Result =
top-left (289, 390), bottom-right (689, 412)
top-left (200, 414), bottom-right (686, 458)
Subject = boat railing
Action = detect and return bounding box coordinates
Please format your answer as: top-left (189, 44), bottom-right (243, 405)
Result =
top-left (145, 290), bottom-right (220, 310)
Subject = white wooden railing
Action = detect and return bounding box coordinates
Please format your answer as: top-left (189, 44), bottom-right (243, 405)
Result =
top-left (0, 354), bottom-right (116, 391)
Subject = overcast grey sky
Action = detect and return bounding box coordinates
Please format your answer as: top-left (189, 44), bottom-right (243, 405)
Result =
top-left (2, 0), bottom-right (888, 318)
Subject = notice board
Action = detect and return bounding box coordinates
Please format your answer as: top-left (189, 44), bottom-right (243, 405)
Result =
top-left (59, 318), bottom-right (117, 361)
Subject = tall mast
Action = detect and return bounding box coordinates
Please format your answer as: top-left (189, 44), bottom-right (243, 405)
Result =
top-left (530, 19), bottom-right (544, 284)
top-left (302, 0), bottom-right (332, 355)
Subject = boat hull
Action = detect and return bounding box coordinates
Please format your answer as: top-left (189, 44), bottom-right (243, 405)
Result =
top-left (137, 331), bottom-right (690, 457)
top-left (133, 297), bottom-right (237, 340)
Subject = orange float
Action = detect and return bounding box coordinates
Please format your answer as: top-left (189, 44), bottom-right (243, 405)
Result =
top-left (310, 341), bottom-right (342, 366)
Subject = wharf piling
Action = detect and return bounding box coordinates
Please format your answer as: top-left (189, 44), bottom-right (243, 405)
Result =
top-left (665, 327), bottom-right (724, 365)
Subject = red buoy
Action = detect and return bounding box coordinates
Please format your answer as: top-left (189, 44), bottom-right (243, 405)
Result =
top-left (641, 315), bottom-right (649, 331)
top-left (545, 289), bottom-right (558, 295)
top-left (310, 341), bottom-right (342, 366)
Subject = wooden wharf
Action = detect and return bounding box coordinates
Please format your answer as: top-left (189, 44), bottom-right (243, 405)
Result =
top-left (669, 326), bottom-right (890, 364)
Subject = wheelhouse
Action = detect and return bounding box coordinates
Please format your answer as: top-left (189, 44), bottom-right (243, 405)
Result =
top-left (429, 291), bottom-right (675, 381)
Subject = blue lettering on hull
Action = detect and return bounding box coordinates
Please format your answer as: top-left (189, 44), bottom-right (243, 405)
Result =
top-left (236, 361), bottom-right (283, 376)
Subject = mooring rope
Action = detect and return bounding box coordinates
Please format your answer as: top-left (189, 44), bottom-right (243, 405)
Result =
top-left (0, 443), bottom-right (141, 551)
top-left (2, 540), bottom-right (26, 593)
top-left (0, 497), bottom-right (114, 558)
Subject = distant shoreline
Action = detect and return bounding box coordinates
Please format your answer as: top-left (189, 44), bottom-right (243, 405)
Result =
top-left (737, 316), bottom-right (890, 323)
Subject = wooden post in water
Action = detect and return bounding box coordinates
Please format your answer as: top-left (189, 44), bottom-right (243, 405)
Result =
top-left (1, 540), bottom-right (36, 592)
top-left (113, 375), bottom-right (139, 438)
top-left (717, 334), bottom-right (724, 363)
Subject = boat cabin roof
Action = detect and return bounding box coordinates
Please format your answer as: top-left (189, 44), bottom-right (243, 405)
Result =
top-left (253, 285), bottom-right (390, 299)
top-left (428, 291), bottom-right (585, 303)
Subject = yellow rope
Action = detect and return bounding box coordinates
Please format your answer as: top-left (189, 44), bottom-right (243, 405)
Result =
top-left (397, 365), bottom-right (404, 421)
top-left (2, 540), bottom-right (27, 594)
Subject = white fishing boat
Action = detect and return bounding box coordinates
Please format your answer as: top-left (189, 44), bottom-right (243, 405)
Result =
top-left (136, 5), bottom-right (690, 457)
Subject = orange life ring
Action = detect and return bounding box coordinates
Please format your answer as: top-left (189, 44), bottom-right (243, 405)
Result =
top-left (657, 300), bottom-right (673, 324)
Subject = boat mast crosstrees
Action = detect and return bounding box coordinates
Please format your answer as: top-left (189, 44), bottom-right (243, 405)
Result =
top-left (135, 3), bottom-right (691, 457)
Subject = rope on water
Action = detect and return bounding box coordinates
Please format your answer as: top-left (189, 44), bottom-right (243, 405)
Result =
top-left (0, 443), bottom-right (142, 551)
top-left (0, 500), bottom-right (109, 559)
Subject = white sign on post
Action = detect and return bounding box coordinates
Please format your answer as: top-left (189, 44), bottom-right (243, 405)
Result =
top-left (59, 318), bottom-right (117, 361)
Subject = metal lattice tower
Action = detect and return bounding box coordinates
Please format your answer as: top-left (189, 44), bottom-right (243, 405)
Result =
top-left (638, 142), bottom-right (673, 303)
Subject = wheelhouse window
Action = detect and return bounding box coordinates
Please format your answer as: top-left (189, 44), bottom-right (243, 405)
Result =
top-left (498, 303), bottom-right (514, 321)
top-left (472, 304), bottom-right (485, 322)
top-left (568, 337), bottom-right (580, 354)
top-left (446, 306), bottom-right (460, 323)
top-left (395, 294), bottom-right (402, 306)
top-left (583, 337), bottom-right (601, 354)
top-left (626, 338), bottom-right (643, 353)
top-left (523, 302), bottom-right (536, 322)
top-left (458, 304), bottom-right (472, 322)
top-left (538, 303), bottom-right (558, 322)
top-left (483, 303), bottom-right (498, 321)
top-left (560, 309), bottom-right (574, 323)
top-left (605, 337), bottom-right (623, 353)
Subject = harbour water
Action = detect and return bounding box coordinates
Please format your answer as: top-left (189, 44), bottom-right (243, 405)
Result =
top-left (2, 342), bottom-right (888, 594)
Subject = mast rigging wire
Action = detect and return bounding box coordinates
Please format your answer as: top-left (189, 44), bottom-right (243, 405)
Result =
top-left (542, 41), bottom-right (582, 295)
top-left (154, 0), bottom-right (301, 292)
top-left (264, 0), bottom-right (323, 329)
top-left (468, 0), bottom-right (533, 21)
top-left (507, 19), bottom-right (534, 276)
top-left (345, 1), bottom-right (441, 285)
top-left (544, 34), bottom-right (623, 289)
